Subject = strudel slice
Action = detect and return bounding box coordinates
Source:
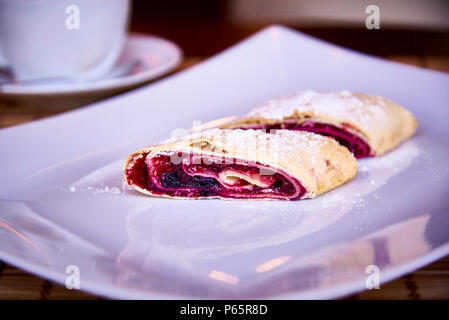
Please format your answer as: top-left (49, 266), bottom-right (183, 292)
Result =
top-left (221, 91), bottom-right (418, 158)
top-left (124, 129), bottom-right (357, 200)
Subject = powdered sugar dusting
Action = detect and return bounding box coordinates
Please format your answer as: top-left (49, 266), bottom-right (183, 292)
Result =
top-left (64, 159), bottom-right (127, 196)
top-left (358, 140), bottom-right (419, 174)
top-left (162, 128), bottom-right (342, 165)
top-left (68, 185), bottom-right (123, 195)
top-left (247, 90), bottom-right (390, 128)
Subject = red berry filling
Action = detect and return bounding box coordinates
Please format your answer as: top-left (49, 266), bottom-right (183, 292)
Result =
top-left (125, 152), bottom-right (306, 200)
top-left (242, 121), bottom-right (372, 158)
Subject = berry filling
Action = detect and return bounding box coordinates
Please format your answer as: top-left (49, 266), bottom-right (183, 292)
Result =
top-left (241, 121), bottom-right (372, 158)
top-left (125, 152), bottom-right (306, 200)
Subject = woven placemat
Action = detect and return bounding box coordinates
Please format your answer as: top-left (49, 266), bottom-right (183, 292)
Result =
top-left (1, 256), bottom-right (448, 299)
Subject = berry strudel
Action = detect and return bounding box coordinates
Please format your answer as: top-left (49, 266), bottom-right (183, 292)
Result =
top-left (124, 129), bottom-right (357, 200)
top-left (221, 91), bottom-right (418, 158)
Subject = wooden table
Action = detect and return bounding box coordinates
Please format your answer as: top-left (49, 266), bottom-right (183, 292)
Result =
top-left (1, 55), bottom-right (448, 300)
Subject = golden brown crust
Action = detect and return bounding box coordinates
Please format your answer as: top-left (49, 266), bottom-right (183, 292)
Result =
top-left (221, 91), bottom-right (418, 156)
top-left (124, 129), bottom-right (358, 199)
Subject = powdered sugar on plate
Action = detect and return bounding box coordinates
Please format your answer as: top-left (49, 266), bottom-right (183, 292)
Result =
top-left (64, 159), bottom-right (127, 196)
top-left (68, 185), bottom-right (122, 195)
top-left (358, 140), bottom-right (419, 175)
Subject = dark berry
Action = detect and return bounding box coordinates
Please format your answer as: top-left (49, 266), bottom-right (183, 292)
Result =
top-left (199, 189), bottom-right (217, 197)
top-left (161, 170), bottom-right (181, 188)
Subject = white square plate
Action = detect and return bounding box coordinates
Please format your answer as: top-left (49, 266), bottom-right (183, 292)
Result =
top-left (1, 25), bottom-right (448, 299)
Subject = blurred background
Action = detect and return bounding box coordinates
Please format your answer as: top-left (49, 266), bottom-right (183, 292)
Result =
top-left (1, 0), bottom-right (448, 126)
top-left (131, 0), bottom-right (449, 57)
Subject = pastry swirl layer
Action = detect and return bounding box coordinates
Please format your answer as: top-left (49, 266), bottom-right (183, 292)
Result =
top-left (221, 90), bottom-right (418, 157)
top-left (124, 129), bottom-right (358, 200)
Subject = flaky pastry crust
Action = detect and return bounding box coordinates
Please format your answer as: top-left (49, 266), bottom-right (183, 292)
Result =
top-left (221, 90), bottom-right (418, 156)
top-left (124, 129), bottom-right (357, 199)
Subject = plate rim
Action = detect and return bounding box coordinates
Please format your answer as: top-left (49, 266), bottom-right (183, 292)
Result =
top-left (1, 242), bottom-right (448, 300)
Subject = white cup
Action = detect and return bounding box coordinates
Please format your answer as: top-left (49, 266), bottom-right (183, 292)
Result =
top-left (0, 0), bottom-right (130, 82)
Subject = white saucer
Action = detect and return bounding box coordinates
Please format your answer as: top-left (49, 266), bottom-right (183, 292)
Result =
top-left (0, 33), bottom-right (183, 96)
